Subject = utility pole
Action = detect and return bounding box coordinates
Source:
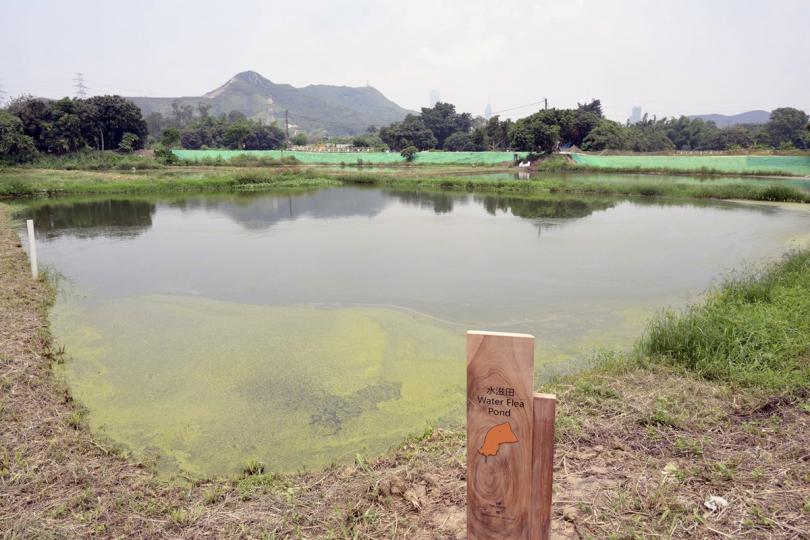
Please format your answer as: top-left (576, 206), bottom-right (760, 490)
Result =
top-left (544, 98), bottom-right (548, 110)
top-left (285, 109), bottom-right (290, 146)
top-left (0, 79), bottom-right (6, 107)
top-left (73, 73), bottom-right (88, 98)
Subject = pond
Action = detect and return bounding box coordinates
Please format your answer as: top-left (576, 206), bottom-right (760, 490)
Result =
top-left (14, 186), bottom-right (810, 477)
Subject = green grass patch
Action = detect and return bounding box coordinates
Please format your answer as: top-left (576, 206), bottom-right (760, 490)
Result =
top-left (640, 250), bottom-right (810, 390)
top-left (25, 151), bottom-right (164, 171)
top-left (3, 165), bottom-right (809, 203)
top-left (570, 153), bottom-right (810, 177)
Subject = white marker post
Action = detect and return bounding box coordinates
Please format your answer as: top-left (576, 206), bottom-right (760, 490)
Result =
top-left (26, 219), bottom-right (38, 279)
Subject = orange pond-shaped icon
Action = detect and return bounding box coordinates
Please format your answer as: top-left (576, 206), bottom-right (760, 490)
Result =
top-left (478, 422), bottom-right (518, 457)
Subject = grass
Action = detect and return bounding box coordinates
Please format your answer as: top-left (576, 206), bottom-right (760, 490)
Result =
top-left (1, 200), bottom-right (809, 537)
top-left (0, 167), bottom-right (341, 197)
top-left (641, 250), bottom-right (810, 390)
top-left (23, 151), bottom-right (165, 171)
top-left (3, 164), bottom-right (809, 204)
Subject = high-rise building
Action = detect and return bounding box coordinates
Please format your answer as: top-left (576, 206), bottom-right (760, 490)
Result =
top-left (430, 89), bottom-right (440, 107)
top-left (629, 106), bottom-right (642, 124)
top-left (484, 103), bottom-right (493, 119)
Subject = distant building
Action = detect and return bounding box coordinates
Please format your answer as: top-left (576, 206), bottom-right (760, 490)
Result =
top-left (484, 103), bottom-right (492, 119)
top-left (430, 89), bottom-right (440, 107)
top-left (629, 106), bottom-right (642, 124)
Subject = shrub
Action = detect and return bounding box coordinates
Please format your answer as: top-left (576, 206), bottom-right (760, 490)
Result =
top-left (400, 146), bottom-right (418, 162)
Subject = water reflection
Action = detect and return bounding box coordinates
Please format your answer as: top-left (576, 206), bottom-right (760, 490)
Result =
top-left (386, 190), bottom-right (455, 214)
top-left (169, 189), bottom-right (391, 229)
top-left (478, 196), bottom-right (615, 220)
top-left (18, 189), bottom-right (623, 237)
top-left (26, 199), bottom-right (155, 239)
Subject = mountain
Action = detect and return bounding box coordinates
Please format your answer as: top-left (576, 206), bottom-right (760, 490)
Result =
top-left (128, 71), bottom-right (413, 136)
top-left (687, 110), bottom-right (771, 127)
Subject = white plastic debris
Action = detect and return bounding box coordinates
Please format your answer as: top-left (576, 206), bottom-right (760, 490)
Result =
top-left (704, 495), bottom-right (729, 512)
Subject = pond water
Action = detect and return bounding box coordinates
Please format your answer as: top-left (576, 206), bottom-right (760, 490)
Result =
top-left (14, 187), bottom-right (810, 476)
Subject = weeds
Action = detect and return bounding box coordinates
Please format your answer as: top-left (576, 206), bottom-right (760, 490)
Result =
top-left (640, 250), bottom-right (810, 390)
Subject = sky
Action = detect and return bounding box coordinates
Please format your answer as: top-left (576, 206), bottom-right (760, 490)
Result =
top-left (1, 0), bottom-right (809, 122)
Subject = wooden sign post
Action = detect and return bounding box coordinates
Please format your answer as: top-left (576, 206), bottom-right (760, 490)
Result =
top-left (467, 331), bottom-right (556, 540)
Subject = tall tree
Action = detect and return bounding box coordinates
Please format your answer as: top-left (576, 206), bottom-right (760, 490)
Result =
top-left (767, 107), bottom-right (809, 148)
top-left (0, 110), bottom-right (38, 163)
top-left (379, 115), bottom-right (437, 151)
top-left (420, 102), bottom-right (472, 149)
top-left (84, 95), bottom-right (148, 151)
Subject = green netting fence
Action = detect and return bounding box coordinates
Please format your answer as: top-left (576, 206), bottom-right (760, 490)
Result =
top-left (173, 149), bottom-right (522, 165)
top-left (569, 153), bottom-right (810, 176)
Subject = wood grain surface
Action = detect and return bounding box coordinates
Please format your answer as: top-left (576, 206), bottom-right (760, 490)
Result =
top-left (467, 331), bottom-right (535, 540)
top-left (530, 393), bottom-right (556, 540)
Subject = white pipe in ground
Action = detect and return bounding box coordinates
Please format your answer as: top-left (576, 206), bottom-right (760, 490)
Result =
top-left (26, 219), bottom-right (38, 280)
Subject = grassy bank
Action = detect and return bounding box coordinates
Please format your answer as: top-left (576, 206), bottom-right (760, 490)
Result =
top-left (333, 169), bottom-right (810, 203)
top-left (4, 166), bottom-right (809, 204)
top-left (569, 153), bottom-right (810, 177)
top-left (0, 168), bottom-right (341, 198)
top-left (642, 251), bottom-right (810, 390)
top-left (1, 199), bottom-right (808, 537)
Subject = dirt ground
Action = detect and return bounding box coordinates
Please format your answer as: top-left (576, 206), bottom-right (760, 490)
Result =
top-left (1, 203), bottom-right (808, 539)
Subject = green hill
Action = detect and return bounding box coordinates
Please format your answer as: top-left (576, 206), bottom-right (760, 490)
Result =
top-left (128, 71), bottom-right (413, 136)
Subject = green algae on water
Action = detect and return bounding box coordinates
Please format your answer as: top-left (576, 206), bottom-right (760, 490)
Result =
top-left (52, 295), bottom-right (465, 477)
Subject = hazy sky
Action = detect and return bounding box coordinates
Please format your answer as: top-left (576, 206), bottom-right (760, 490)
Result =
top-left (2, 0), bottom-right (808, 121)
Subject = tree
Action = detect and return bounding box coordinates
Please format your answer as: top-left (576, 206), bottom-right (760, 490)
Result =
top-left (170, 100), bottom-right (195, 129)
top-left (443, 131), bottom-right (480, 151)
top-left (7, 97), bottom-right (55, 151)
top-left (0, 110), bottom-right (38, 163)
top-left (161, 127), bottom-right (181, 147)
top-left (767, 107), bottom-right (809, 148)
top-left (227, 110), bottom-right (246, 123)
top-left (577, 99), bottom-right (603, 117)
top-left (85, 95), bottom-right (147, 151)
top-left (484, 115), bottom-right (511, 150)
top-left (708, 126), bottom-right (754, 150)
top-left (292, 132), bottom-right (308, 146)
top-left (379, 115), bottom-right (437, 151)
top-left (117, 132), bottom-right (139, 153)
top-left (223, 120), bottom-right (254, 149)
top-left (508, 114), bottom-right (560, 153)
top-left (197, 102), bottom-right (212, 119)
top-left (400, 146), bottom-right (418, 162)
top-left (243, 123), bottom-right (286, 150)
top-left (665, 116), bottom-right (718, 150)
top-left (420, 102), bottom-right (472, 148)
top-left (8, 97), bottom-right (89, 154)
top-left (145, 112), bottom-right (164, 137)
top-left (180, 130), bottom-right (205, 149)
top-left (582, 120), bottom-right (628, 150)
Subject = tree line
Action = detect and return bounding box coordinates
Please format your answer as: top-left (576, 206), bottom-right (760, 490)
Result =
top-left (3, 94), bottom-right (809, 165)
top-left (147, 101), bottom-right (287, 151)
top-left (1, 95), bottom-right (147, 163)
top-left (377, 100), bottom-right (810, 153)
top-left (0, 96), bottom-right (289, 164)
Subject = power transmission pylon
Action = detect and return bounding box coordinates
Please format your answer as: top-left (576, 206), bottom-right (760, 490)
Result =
top-left (73, 73), bottom-right (88, 98)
